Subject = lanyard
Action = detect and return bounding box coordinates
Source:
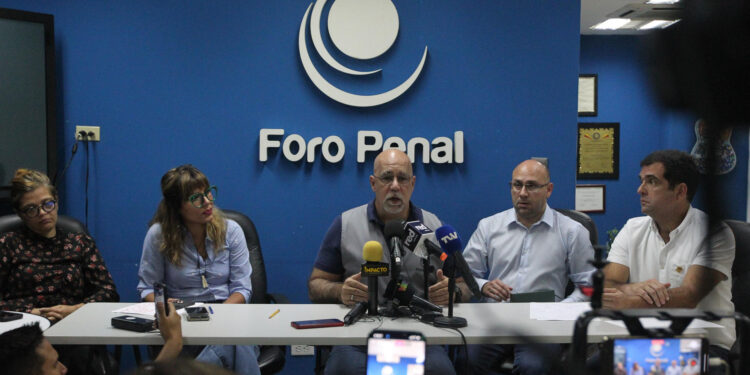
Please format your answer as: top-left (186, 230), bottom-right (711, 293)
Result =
top-left (197, 253), bottom-right (208, 289)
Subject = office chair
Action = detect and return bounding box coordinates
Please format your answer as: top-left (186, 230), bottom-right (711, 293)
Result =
top-left (0, 213), bottom-right (118, 375)
top-left (222, 209), bottom-right (288, 375)
top-left (554, 209), bottom-right (599, 247)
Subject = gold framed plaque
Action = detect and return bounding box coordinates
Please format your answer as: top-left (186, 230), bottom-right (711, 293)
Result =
top-left (577, 123), bottom-right (619, 179)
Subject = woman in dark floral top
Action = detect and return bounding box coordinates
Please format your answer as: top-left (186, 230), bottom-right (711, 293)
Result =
top-left (0, 169), bottom-right (119, 322)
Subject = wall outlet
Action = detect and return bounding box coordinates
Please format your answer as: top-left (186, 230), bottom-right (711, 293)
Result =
top-left (75, 125), bottom-right (101, 141)
top-left (290, 344), bottom-right (315, 356)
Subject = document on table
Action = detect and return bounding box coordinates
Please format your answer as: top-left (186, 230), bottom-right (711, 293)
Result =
top-left (529, 302), bottom-right (591, 320)
top-left (112, 302), bottom-right (155, 318)
top-left (111, 302), bottom-right (201, 318)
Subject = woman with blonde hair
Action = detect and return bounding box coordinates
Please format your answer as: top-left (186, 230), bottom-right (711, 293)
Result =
top-left (137, 165), bottom-right (259, 375)
top-left (0, 168), bottom-right (119, 375)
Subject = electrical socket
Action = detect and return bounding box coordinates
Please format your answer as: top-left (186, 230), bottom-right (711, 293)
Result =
top-left (75, 125), bottom-right (101, 141)
top-left (290, 345), bottom-right (315, 356)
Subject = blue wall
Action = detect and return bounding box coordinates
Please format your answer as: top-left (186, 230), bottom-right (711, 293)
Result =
top-left (579, 35), bottom-right (748, 246)
top-left (1, 1), bottom-right (582, 373)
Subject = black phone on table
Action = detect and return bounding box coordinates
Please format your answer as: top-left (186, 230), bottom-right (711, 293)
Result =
top-left (0, 311), bottom-right (23, 322)
top-left (601, 337), bottom-right (708, 375)
top-left (366, 329), bottom-right (426, 375)
top-left (290, 318), bottom-right (344, 329)
top-left (185, 306), bottom-right (210, 321)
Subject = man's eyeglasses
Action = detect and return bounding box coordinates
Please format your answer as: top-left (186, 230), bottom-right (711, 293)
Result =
top-left (188, 186), bottom-right (217, 208)
top-left (20, 199), bottom-right (57, 218)
top-left (509, 182), bottom-right (549, 193)
top-left (375, 173), bottom-right (412, 185)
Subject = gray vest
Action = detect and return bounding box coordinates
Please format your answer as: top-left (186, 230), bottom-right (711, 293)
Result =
top-left (340, 204), bottom-right (443, 304)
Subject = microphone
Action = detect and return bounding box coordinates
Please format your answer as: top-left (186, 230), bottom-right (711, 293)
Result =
top-left (435, 225), bottom-right (481, 297)
top-left (385, 280), bottom-right (442, 313)
top-left (384, 220), bottom-right (405, 277)
top-left (433, 225), bottom-right (469, 328)
top-left (402, 221), bottom-right (448, 261)
top-left (361, 241), bottom-right (389, 315)
top-left (343, 301), bottom-right (367, 325)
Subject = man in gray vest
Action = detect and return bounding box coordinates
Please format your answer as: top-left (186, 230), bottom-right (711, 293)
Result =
top-left (308, 149), bottom-right (457, 375)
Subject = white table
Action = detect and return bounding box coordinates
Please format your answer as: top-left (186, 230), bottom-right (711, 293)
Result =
top-left (42, 302), bottom-right (713, 346)
top-left (0, 311), bottom-right (51, 334)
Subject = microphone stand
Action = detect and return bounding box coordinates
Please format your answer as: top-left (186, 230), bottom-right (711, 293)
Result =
top-left (423, 258), bottom-right (430, 300)
top-left (433, 256), bottom-right (467, 328)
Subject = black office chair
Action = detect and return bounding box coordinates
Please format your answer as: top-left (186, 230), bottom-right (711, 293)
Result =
top-left (554, 209), bottom-right (599, 247)
top-left (725, 220), bottom-right (750, 361)
top-left (0, 213), bottom-right (118, 375)
top-left (223, 209), bottom-right (288, 375)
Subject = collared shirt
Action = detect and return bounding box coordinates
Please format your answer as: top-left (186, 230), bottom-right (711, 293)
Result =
top-left (314, 200), bottom-right (429, 275)
top-left (137, 219), bottom-right (252, 303)
top-left (607, 206), bottom-right (735, 349)
top-left (462, 204), bottom-right (595, 302)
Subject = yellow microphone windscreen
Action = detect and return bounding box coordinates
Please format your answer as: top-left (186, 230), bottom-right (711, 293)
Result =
top-left (362, 241), bottom-right (383, 262)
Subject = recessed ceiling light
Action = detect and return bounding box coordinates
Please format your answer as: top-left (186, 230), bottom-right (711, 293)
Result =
top-left (591, 18), bottom-right (631, 30)
top-left (639, 19), bottom-right (680, 30)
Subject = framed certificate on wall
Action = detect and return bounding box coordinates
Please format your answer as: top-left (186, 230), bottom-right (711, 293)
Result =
top-left (578, 74), bottom-right (597, 117)
top-left (577, 123), bottom-right (619, 180)
top-left (575, 184), bottom-right (605, 213)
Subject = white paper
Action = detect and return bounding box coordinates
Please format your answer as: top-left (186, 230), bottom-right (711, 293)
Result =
top-left (111, 302), bottom-right (201, 319)
top-left (529, 302), bottom-right (591, 321)
top-left (112, 302), bottom-right (155, 317)
top-left (603, 318), bottom-right (723, 329)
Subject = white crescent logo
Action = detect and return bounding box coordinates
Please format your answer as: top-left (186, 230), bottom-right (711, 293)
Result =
top-left (298, 0), bottom-right (428, 107)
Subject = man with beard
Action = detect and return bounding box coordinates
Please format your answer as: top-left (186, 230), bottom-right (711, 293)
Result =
top-left (461, 159), bottom-right (596, 374)
top-left (308, 149), bottom-right (457, 375)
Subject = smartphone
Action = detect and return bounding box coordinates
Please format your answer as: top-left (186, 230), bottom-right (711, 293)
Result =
top-left (153, 282), bottom-right (169, 327)
top-left (366, 329), bottom-right (426, 375)
top-left (185, 306), bottom-right (210, 321)
top-left (290, 318), bottom-right (345, 329)
top-left (0, 311), bottom-right (23, 322)
top-left (602, 337), bottom-right (708, 375)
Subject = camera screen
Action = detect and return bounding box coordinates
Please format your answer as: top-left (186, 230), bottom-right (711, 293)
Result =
top-left (611, 338), bottom-right (704, 375)
top-left (367, 332), bottom-right (425, 375)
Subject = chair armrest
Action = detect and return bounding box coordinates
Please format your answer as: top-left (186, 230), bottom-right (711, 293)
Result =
top-left (267, 293), bottom-right (290, 304)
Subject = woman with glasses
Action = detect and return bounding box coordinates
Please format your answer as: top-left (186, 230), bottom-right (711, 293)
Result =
top-left (0, 168), bottom-right (119, 320)
top-left (136, 164), bottom-right (260, 375)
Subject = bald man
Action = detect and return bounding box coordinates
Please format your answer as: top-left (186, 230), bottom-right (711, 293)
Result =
top-left (461, 159), bottom-right (596, 375)
top-left (308, 149), bottom-right (456, 375)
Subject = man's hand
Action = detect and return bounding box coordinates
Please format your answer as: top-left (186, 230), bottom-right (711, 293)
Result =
top-left (603, 288), bottom-right (633, 309)
top-left (38, 303), bottom-right (83, 322)
top-left (341, 272), bottom-right (368, 306)
top-left (481, 279), bottom-right (513, 301)
top-left (155, 301), bottom-right (183, 362)
top-left (428, 269), bottom-right (451, 306)
top-left (621, 279), bottom-right (671, 307)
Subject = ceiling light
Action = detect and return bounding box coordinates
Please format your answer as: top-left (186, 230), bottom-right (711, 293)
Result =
top-left (591, 18), bottom-right (631, 30)
top-left (647, 0), bottom-right (680, 4)
top-left (639, 19), bottom-right (681, 30)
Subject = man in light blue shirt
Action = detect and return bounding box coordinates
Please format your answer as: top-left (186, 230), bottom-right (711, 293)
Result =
top-left (462, 159), bottom-right (595, 375)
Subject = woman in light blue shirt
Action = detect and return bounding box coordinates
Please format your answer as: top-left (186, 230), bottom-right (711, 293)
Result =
top-left (137, 164), bottom-right (259, 375)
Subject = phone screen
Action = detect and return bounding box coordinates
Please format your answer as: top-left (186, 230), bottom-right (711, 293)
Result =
top-left (610, 337), bottom-right (706, 375)
top-left (367, 330), bottom-right (425, 375)
top-left (153, 282), bottom-right (168, 327)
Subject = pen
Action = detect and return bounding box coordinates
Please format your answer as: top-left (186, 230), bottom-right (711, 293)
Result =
top-left (268, 309), bottom-right (280, 319)
top-left (209, 306), bottom-right (214, 314)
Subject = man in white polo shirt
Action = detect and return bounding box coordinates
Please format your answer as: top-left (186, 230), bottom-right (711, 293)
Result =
top-left (603, 150), bottom-right (736, 358)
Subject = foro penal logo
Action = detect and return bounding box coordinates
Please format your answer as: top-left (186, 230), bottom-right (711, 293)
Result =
top-left (297, 0), bottom-right (428, 107)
